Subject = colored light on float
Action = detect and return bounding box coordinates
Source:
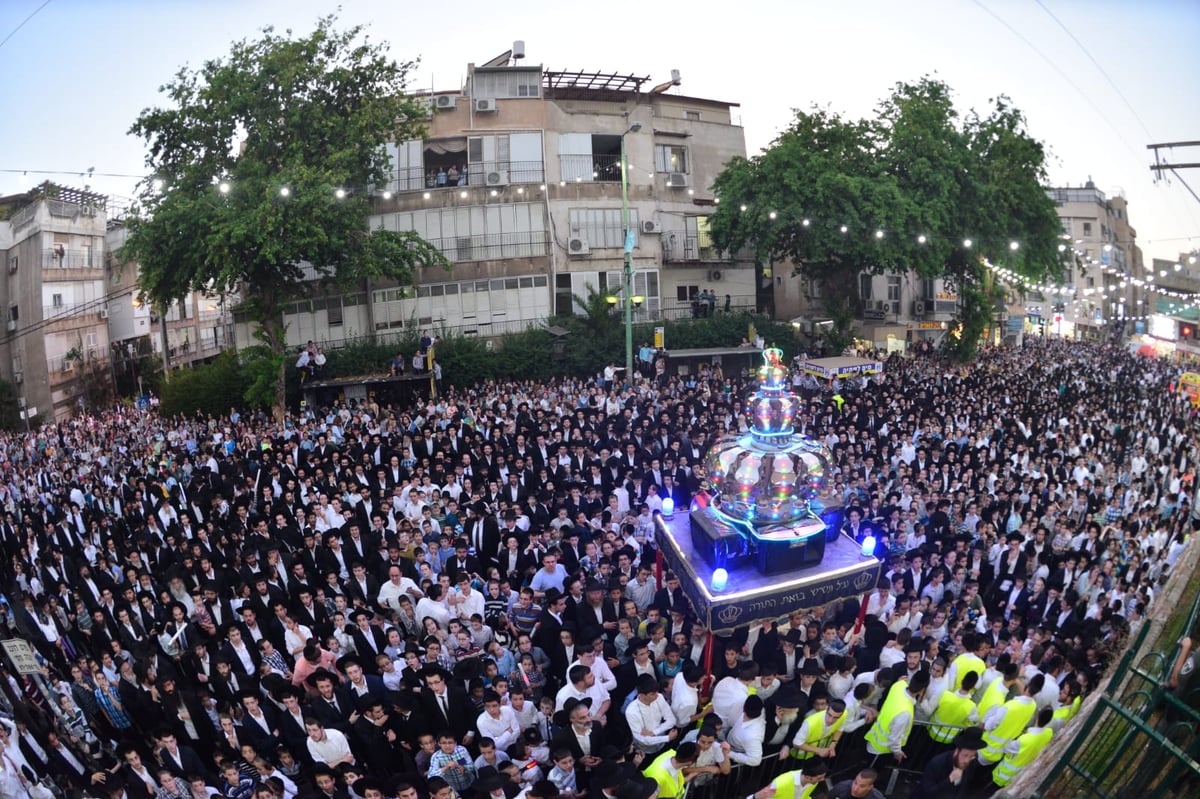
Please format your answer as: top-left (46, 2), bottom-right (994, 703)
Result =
top-left (711, 568), bottom-right (729, 592)
top-left (861, 535), bottom-right (876, 557)
top-left (661, 498), bottom-right (675, 518)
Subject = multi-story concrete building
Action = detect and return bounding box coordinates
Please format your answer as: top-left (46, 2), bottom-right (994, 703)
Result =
top-left (105, 224), bottom-right (235, 386)
top-left (0, 184), bottom-right (113, 421)
top-left (250, 48), bottom-right (759, 350)
top-left (1042, 180), bottom-right (1144, 339)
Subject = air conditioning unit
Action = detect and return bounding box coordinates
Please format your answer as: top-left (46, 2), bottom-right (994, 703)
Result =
top-left (4, 321), bottom-right (13, 332)
top-left (80, 205), bottom-right (96, 217)
top-left (435, 95), bottom-right (458, 110)
top-left (708, 269), bottom-right (723, 282)
top-left (567, 237), bottom-right (591, 256)
top-left (99, 307), bottom-right (109, 319)
top-left (912, 300), bottom-right (927, 316)
top-left (666, 172), bottom-right (689, 188)
top-left (11, 371), bottom-right (21, 385)
top-left (641, 221), bottom-right (662, 234)
top-left (873, 300), bottom-right (888, 312)
top-left (485, 170), bottom-right (509, 187)
top-left (485, 339), bottom-right (495, 351)
top-left (474, 98), bottom-right (497, 112)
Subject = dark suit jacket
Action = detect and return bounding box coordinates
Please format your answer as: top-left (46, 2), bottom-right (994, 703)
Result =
top-left (157, 744), bottom-right (208, 780)
top-left (550, 724), bottom-right (608, 763)
top-left (419, 685), bottom-right (475, 740)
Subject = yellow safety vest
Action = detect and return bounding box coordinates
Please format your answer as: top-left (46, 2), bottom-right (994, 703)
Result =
top-left (992, 726), bottom-right (1054, 786)
top-left (791, 709), bottom-right (846, 759)
top-left (645, 751), bottom-right (684, 799)
top-left (865, 680), bottom-right (915, 755)
top-left (981, 698), bottom-right (1037, 763)
top-left (1052, 695), bottom-right (1081, 726)
top-left (928, 691), bottom-right (977, 743)
top-left (768, 771), bottom-right (818, 799)
top-left (950, 652), bottom-right (985, 692)
top-left (977, 678), bottom-right (1011, 719)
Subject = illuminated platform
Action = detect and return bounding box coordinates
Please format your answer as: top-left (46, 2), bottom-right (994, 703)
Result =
top-left (655, 511), bottom-right (881, 634)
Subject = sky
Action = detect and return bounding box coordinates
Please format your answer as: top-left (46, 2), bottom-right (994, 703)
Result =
top-left (1, 0), bottom-right (1198, 264)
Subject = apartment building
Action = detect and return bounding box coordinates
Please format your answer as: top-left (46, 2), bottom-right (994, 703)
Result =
top-left (256, 47), bottom-right (759, 350)
top-left (105, 224), bottom-right (235, 386)
top-left (1041, 180), bottom-right (1144, 340)
top-left (0, 184), bottom-right (113, 421)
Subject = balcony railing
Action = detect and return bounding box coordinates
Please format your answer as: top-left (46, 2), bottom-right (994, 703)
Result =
top-left (42, 303), bottom-right (104, 321)
top-left (662, 233), bottom-right (720, 263)
top-left (426, 231), bottom-right (550, 263)
top-left (43, 248), bottom-right (101, 269)
top-left (557, 153), bottom-right (622, 183)
top-left (384, 160), bottom-right (546, 192)
top-left (658, 295), bottom-right (758, 320)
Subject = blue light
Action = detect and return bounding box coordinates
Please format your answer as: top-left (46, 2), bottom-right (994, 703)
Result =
top-left (711, 568), bottom-right (729, 592)
top-left (662, 498), bottom-right (675, 518)
top-left (861, 535), bottom-right (876, 557)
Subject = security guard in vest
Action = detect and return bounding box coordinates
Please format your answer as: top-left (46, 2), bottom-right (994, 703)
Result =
top-left (1049, 680), bottom-right (1082, 732)
top-left (644, 742), bottom-right (699, 799)
top-left (977, 663), bottom-right (1022, 719)
top-left (927, 670), bottom-right (981, 746)
top-left (945, 633), bottom-right (988, 693)
top-left (784, 698), bottom-right (847, 762)
top-left (993, 706), bottom-right (1055, 788)
top-left (979, 673), bottom-right (1043, 766)
top-left (865, 669), bottom-right (930, 770)
top-left (757, 761), bottom-right (828, 799)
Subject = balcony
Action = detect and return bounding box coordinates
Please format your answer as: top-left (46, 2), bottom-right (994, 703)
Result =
top-left (426, 231), bottom-right (550, 263)
top-left (42, 302), bottom-right (105, 322)
top-left (557, 154), bottom-right (623, 183)
top-left (43, 248), bottom-right (102, 270)
top-left (386, 160), bottom-right (546, 192)
top-left (662, 233), bottom-right (723, 263)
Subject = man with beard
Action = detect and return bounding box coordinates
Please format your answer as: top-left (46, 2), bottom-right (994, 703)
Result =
top-left (916, 727), bottom-right (984, 798)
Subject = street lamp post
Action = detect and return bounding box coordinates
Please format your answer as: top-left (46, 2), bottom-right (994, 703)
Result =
top-left (620, 120), bottom-right (642, 382)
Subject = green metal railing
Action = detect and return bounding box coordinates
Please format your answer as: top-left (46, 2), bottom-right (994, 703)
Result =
top-left (1034, 552), bottom-right (1200, 799)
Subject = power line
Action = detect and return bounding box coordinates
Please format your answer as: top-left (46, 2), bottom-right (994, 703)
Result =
top-left (0, 0), bottom-right (52, 51)
top-left (971, 0), bottom-right (1145, 163)
top-left (1034, 0), bottom-right (1156, 142)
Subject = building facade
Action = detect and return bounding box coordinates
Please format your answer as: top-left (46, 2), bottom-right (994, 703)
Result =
top-left (1040, 181), bottom-right (1144, 340)
top-left (245, 52), bottom-right (759, 351)
top-left (105, 224), bottom-right (235, 387)
top-left (0, 184), bottom-right (112, 421)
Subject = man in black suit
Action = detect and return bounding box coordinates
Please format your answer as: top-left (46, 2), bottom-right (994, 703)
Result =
top-left (764, 686), bottom-right (805, 754)
top-left (348, 609), bottom-right (389, 673)
top-left (157, 731), bottom-right (208, 780)
top-left (445, 539), bottom-right (483, 585)
top-left (550, 697), bottom-right (606, 774)
top-left (307, 668), bottom-right (357, 733)
top-left (419, 666), bottom-right (476, 743)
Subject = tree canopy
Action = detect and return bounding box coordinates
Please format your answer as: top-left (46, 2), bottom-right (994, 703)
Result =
top-left (709, 78), bottom-right (1067, 357)
top-left (121, 16), bottom-right (448, 412)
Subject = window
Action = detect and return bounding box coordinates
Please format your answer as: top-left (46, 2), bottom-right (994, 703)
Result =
top-left (6, 256), bottom-right (15, 275)
top-left (655, 145), bottom-right (689, 173)
top-left (1082, 222), bottom-right (1092, 237)
top-left (52, 293), bottom-right (63, 308)
top-left (568, 208), bottom-right (639, 249)
top-left (8, 306), bottom-right (16, 322)
top-left (555, 274), bottom-right (573, 317)
top-left (677, 285), bottom-right (699, 301)
top-left (859, 274), bottom-right (873, 301)
top-left (887, 276), bottom-right (901, 302)
top-left (684, 110), bottom-right (701, 121)
top-left (327, 302), bottom-right (344, 327)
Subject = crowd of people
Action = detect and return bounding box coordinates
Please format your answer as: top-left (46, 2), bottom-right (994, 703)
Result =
top-left (0, 336), bottom-right (1193, 799)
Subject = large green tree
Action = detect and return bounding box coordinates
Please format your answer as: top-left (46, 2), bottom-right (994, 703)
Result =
top-left (122, 16), bottom-right (449, 416)
top-left (709, 78), bottom-right (1067, 358)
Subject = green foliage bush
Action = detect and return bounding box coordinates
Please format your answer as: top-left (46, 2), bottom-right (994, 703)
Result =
top-left (159, 351), bottom-right (253, 417)
top-left (168, 312), bottom-right (803, 412)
